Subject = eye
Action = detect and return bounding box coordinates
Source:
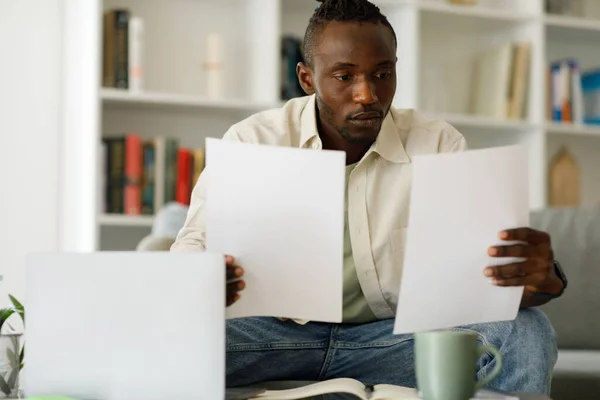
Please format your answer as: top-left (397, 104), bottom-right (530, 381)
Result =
top-left (334, 75), bottom-right (351, 81)
top-left (376, 71), bottom-right (392, 79)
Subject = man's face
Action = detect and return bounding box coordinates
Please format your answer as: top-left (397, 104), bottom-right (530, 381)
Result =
top-left (299, 21), bottom-right (397, 144)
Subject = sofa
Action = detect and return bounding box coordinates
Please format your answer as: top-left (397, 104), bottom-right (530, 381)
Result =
top-left (139, 205), bottom-right (600, 399)
top-left (532, 208), bottom-right (600, 400)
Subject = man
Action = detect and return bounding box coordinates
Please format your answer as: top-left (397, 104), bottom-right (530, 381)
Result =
top-left (171, 0), bottom-right (566, 395)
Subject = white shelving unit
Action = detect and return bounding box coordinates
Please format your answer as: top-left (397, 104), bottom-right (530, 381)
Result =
top-left (98, 214), bottom-right (154, 227)
top-left (101, 88), bottom-right (280, 113)
top-left (87, 0), bottom-right (600, 250)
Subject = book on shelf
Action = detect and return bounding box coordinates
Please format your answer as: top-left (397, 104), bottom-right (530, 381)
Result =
top-left (101, 135), bottom-right (205, 217)
top-left (547, 58), bottom-right (585, 125)
top-left (102, 8), bottom-right (144, 91)
top-left (471, 41), bottom-right (531, 120)
top-left (582, 68), bottom-right (600, 125)
top-left (281, 36), bottom-right (306, 101)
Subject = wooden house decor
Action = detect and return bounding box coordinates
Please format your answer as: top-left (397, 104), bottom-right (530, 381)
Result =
top-left (549, 146), bottom-right (581, 207)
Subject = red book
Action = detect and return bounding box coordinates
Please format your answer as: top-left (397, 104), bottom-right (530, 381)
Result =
top-left (176, 148), bottom-right (193, 205)
top-left (124, 134), bottom-right (143, 215)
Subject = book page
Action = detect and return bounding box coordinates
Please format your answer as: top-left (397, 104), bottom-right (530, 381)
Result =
top-left (254, 378), bottom-right (367, 400)
top-left (205, 138), bottom-right (345, 323)
top-left (394, 145), bottom-right (527, 334)
top-left (372, 384), bottom-right (419, 400)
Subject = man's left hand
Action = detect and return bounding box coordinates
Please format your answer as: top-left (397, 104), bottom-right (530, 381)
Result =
top-left (484, 228), bottom-right (564, 296)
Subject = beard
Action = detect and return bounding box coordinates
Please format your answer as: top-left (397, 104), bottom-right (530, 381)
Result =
top-left (315, 95), bottom-right (385, 145)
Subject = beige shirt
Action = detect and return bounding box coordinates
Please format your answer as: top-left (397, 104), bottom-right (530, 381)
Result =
top-left (342, 162), bottom-right (377, 323)
top-left (171, 94), bottom-right (467, 320)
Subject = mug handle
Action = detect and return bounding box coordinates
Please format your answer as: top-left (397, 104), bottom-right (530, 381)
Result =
top-left (474, 345), bottom-right (503, 391)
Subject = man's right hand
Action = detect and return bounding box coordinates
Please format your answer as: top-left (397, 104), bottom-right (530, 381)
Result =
top-left (226, 255), bottom-right (245, 307)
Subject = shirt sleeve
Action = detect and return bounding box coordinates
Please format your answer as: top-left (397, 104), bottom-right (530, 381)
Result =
top-left (439, 124), bottom-right (468, 153)
top-left (170, 127), bottom-right (243, 252)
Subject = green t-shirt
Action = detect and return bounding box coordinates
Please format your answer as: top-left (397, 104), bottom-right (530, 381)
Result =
top-left (342, 163), bottom-right (378, 323)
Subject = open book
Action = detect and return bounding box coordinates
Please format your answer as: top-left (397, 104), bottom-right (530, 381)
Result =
top-left (247, 378), bottom-right (520, 400)
top-left (250, 378), bottom-right (417, 400)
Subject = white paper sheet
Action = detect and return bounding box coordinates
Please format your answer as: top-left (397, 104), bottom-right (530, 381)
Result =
top-left (394, 145), bottom-right (528, 334)
top-left (25, 252), bottom-right (225, 400)
top-left (205, 138), bottom-right (345, 322)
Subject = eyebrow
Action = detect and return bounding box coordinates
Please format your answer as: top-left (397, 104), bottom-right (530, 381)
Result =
top-left (331, 60), bottom-right (395, 69)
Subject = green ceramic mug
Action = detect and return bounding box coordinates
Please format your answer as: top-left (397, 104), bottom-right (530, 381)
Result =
top-left (415, 330), bottom-right (503, 400)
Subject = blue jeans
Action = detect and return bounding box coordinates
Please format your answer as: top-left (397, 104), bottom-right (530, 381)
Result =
top-left (226, 308), bottom-right (558, 395)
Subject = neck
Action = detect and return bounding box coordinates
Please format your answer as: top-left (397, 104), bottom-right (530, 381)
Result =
top-left (317, 119), bottom-right (372, 166)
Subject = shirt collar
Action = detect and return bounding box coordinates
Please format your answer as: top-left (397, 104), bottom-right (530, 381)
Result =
top-left (300, 94), bottom-right (411, 164)
top-left (371, 109), bottom-right (411, 164)
top-left (300, 95), bottom-right (319, 148)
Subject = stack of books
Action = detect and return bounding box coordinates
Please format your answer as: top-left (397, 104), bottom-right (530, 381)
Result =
top-left (101, 135), bottom-right (205, 216)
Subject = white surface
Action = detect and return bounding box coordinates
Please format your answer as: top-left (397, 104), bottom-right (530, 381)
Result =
top-left (98, 214), bottom-right (155, 227)
top-left (61, 0), bottom-right (101, 252)
top-left (24, 252), bottom-right (225, 400)
top-left (417, 0), bottom-right (537, 22)
top-left (554, 349), bottom-right (600, 375)
top-left (547, 122), bottom-right (600, 137)
top-left (545, 15), bottom-right (600, 42)
top-left (101, 88), bottom-right (279, 112)
top-left (0, 0), bottom-right (62, 305)
top-left (394, 145), bottom-right (528, 334)
top-left (426, 112), bottom-right (539, 132)
top-left (205, 139), bottom-right (345, 322)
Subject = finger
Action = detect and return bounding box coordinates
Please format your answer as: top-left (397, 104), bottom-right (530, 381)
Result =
top-left (226, 266), bottom-right (244, 280)
top-left (484, 260), bottom-right (546, 279)
top-left (490, 272), bottom-right (546, 287)
top-left (226, 294), bottom-right (241, 307)
top-left (488, 244), bottom-right (537, 258)
top-left (225, 255), bottom-right (236, 266)
top-left (499, 228), bottom-right (550, 245)
top-left (226, 280), bottom-right (246, 297)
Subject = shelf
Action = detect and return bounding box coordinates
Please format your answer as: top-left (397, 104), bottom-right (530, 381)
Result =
top-left (98, 214), bottom-right (154, 227)
top-left (413, 1), bottom-right (536, 33)
top-left (425, 112), bottom-right (539, 132)
top-left (545, 14), bottom-right (600, 42)
top-left (418, 1), bottom-right (535, 21)
top-left (101, 88), bottom-right (279, 113)
top-left (546, 122), bottom-right (600, 137)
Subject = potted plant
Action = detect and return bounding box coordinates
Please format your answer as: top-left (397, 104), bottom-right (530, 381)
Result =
top-left (0, 295), bottom-right (24, 399)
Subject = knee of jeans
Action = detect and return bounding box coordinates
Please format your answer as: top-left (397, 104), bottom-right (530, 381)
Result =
top-left (515, 308), bottom-right (558, 368)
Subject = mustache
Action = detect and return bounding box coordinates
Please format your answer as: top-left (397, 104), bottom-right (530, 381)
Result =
top-left (347, 108), bottom-right (385, 120)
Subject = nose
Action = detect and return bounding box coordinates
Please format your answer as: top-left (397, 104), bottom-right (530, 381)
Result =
top-left (353, 78), bottom-right (378, 105)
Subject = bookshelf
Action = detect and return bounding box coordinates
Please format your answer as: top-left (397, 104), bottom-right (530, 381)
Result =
top-left (101, 88), bottom-right (281, 113)
top-left (85, 0), bottom-right (600, 250)
top-left (98, 214), bottom-right (154, 227)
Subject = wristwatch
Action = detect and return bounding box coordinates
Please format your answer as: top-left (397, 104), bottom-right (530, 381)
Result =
top-left (531, 260), bottom-right (568, 301)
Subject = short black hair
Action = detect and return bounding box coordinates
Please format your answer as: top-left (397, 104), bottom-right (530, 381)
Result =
top-left (302, 0), bottom-right (397, 68)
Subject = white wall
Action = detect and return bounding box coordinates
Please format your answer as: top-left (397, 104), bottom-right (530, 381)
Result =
top-left (0, 1), bottom-right (63, 307)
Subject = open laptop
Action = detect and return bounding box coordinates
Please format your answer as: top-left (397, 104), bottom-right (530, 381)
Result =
top-left (24, 251), bottom-right (227, 400)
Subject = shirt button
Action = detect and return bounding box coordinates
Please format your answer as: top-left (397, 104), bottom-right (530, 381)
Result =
top-left (311, 142), bottom-right (319, 149)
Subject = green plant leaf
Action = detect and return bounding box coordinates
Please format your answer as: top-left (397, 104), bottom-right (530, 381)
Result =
top-left (19, 345), bottom-right (24, 366)
top-left (7, 348), bottom-right (18, 370)
top-left (0, 375), bottom-right (10, 396)
top-left (8, 296), bottom-right (24, 324)
top-left (7, 367), bottom-right (17, 390)
top-left (0, 308), bottom-right (15, 332)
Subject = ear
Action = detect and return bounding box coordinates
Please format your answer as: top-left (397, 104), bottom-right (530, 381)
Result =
top-left (296, 62), bottom-right (315, 95)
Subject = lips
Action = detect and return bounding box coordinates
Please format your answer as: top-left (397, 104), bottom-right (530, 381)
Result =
top-left (351, 111), bottom-right (382, 120)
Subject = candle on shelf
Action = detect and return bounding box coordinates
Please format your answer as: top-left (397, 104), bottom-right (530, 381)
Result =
top-left (128, 16), bottom-right (144, 92)
top-left (204, 32), bottom-right (224, 100)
